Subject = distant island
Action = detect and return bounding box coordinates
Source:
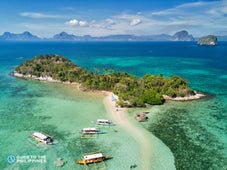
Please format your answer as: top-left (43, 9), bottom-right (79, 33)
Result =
top-left (0, 31), bottom-right (40, 41)
top-left (172, 30), bottom-right (194, 41)
top-left (13, 54), bottom-right (204, 107)
top-left (0, 30), bottom-right (195, 41)
top-left (197, 35), bottom-right (218, 46)
top-left (1, 30), bottom-right (226, 42)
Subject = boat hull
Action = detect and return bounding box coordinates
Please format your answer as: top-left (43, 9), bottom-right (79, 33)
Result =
top-left (77, 156), bottom-right (111, 165)
top-left (30, 132), bottom-right (53, 145)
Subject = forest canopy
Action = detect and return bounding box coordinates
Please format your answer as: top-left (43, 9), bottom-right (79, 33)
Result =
top-left (15, 54), bottom-right (195, 107)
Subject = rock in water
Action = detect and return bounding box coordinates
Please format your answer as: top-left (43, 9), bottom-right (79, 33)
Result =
top-left (54, 157), bottom-right (65, 167)
top-left (197, 35), bottom-right (217, 46)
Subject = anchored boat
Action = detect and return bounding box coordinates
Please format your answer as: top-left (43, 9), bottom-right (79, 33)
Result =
top-left (30, 132), bottom-right (53, 145)
top-left (96, 119), bottom-right (113, 126)
top-left (77, 152), bottom-right (111, 165)
top-left (81, 128), bottom-right (100, 134)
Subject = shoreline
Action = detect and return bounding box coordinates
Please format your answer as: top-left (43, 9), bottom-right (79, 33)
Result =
top-left (12, 71), bottom-right (82, 89)
top-left (163, 93), bottom-right (205, 101)
top-left (12, 72), bottom-right (61, 83)
top-left (13, 71), bottom-right (205, 102)
top-left (102, 92), bottom-right (153, 170)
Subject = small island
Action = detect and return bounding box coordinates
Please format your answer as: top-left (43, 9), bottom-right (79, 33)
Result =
top-left (13, 54), bottom-right (204, 107)
top-left (197, 35), bottom-right (217, 46)
top-left (172, 30), bottom-right (194, 41)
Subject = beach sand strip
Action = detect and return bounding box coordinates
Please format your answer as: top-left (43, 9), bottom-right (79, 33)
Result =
top-left (103, 92), bottom-right (152, 170)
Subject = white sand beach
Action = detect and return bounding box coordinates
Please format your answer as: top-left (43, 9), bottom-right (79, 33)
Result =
top-left (103, 92), bottom-right (176, 170)
top-left (103, 94), bottom-right (151, 169)
top-left (102, 93), bottom-right (153, 169)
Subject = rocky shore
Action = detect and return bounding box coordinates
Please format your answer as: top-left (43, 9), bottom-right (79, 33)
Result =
top-left (13, 72), bottom-right (61, 83)
top-left (13, 71), bottom-right (205, 102)
top-left (163, 93), bottom-right (205, 101)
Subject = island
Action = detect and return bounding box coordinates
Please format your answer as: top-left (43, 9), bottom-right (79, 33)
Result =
top-left (172, 30), bottom-right (194, 41)
top-left (197, 35), bottom-right (217, 46)
top-left (0, 30), bottom-right (195, 41)
top-left (13, 54), bottom-right (204, 107)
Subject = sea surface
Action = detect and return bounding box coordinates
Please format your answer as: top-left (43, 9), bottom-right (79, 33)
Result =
top-left (0, 41), bottom-right (226, 170)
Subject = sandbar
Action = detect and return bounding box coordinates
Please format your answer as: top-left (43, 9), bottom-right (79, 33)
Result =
top-left (103, 92), bottom-right (152, 169)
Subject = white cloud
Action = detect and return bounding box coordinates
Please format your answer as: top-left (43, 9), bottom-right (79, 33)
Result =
top-left (19, 0), bottom-right (227, 37)
top-left (207, 3), bottom-right (227, 16)
top-left (65, 19), bottom-right (78, 26)
top-left (97, 19), bottom-right (116, 29)
top-left (130, 18), bottom-right (141, 26)
top-left (20, 12), bottom-right (62, 19)
top-left (105, 19), bottom-right (115, 25)
top-left (79, 21), bottom-right (88, 27)
top-left (65, 19), bottom-right (89, 27)
top-left (144, 0), bottom-right (227, 36)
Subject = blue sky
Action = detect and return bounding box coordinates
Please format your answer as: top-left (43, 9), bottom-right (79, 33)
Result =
top-left (0, 0), bottom-right (226, 37)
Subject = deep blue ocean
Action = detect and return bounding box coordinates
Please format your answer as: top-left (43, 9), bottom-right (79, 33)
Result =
top-left (0, 41), bottom-right (226, 170)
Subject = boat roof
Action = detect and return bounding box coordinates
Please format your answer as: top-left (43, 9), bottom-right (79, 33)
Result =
top-left (33, 132), bottom-right (48, 140)
top-left (82, 128), bottom-right (97, 131)
top-left (84, 153), bottom-right (103, 160)
top-left (97, 119), bottom-right (109, 122)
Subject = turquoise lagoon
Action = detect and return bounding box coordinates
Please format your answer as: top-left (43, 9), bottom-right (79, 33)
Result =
top-left (0, 41), bottom-right (226, 170)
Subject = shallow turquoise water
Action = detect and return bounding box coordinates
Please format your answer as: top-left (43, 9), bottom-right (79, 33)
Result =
top-left (0, 80), bottom-right (143, 170)
top-left (0, 41), bottom-right (227, 169)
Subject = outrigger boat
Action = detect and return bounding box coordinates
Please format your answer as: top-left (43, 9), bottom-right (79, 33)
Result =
top-left (77, 152), bottom-right (111, 165)
top-left (81, 128), bottom-right (100, 135)
top-left (96, 119), bottom-right (113, 126)
top-left (30, 132), bottom-right (53, 145)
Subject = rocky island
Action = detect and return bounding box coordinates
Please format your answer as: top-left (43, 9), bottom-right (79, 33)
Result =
top-left (197, 35), bottom-right (217, 46)
top-left (13, 54), bottom-right (203, 107)
top-left (172, 30), bottom-right (194, 41)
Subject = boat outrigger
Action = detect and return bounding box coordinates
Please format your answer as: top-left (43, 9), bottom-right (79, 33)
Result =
top-left (96, 119), bottom-right (113, 126)
top-left (30, 132), bottom-right (53, 145)
top-left (81, 128), bottom-right (100, 135)
top-left (77, 152), bottom-right (111, 165)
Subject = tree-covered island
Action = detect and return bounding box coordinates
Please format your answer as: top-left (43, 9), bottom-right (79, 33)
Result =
top-left (14, 54), bottom-right (201, 107)
top-left (197, 35), bottom-right (218, 46)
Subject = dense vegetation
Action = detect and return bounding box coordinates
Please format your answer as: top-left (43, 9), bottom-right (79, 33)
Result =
top-left (15, 54), bottom-right (195, 107)
top-left (197, 35), bottom-right (217, 46)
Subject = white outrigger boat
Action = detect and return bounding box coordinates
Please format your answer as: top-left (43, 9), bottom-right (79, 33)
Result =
top-left (96, 119), bottom-right (113, 126)
top-left (76, 152), bottom-right (111, 165)
top-left (30, 132), bottom-right (53, 145)
top-left (81, 128), bottom-right (100, 135)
